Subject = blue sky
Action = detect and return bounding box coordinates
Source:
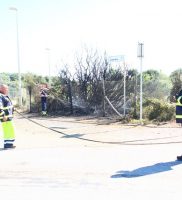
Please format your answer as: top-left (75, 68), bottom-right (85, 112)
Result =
top-left (1, 0), bottom-right (182, 76)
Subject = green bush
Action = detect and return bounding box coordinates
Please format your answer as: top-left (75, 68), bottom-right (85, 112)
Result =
top-left (143, 98), bottom-right (175, 122)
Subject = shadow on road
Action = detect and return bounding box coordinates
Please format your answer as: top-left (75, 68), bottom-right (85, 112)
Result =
top-left (111, 160), bottom-right (182, 178)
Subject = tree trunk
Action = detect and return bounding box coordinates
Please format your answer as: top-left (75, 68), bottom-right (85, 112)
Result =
top-left (68, 79), bottom-right (73, 114)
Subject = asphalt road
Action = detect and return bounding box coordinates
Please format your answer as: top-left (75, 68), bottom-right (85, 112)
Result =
top-left (1, 113), bottom-right (182, 200)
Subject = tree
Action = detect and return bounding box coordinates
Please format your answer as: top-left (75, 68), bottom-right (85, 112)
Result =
top-left (143, 69), bottom-right (171, 100)
top-left (58, 65), bottom-right (74, 114)
top-left (75, 48), bottom-right (109, 106)
top-left (0, 73), bottom-right (19, 99)
top-left (23, 73), bottom-right (47, 112)
top-left (169, 68), bottom-right (182, 102)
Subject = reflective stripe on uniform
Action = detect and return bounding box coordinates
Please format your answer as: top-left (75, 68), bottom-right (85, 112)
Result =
top-left (177, 96), bottom-right (182, 106)
top-left (4, 139), bottom-right (15, 144)
top-left (0, 114), bottom-right (13, 118)
top-left (6, 114), bottom-right (13, 118)
top-left (3, 105), bottom-right (13, 110)
top-left (0, 112), bottom-right (4, 116)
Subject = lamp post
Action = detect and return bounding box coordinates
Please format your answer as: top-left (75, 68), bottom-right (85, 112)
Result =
top-left (45, 48), bottom-right (51, 86)
top-left (137, 42), bottom-right (144, 123)
top-left (9, 7), bottom-right (22, 107)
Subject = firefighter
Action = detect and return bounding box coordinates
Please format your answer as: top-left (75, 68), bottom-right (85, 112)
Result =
top-left (176, 90), bottom-right (182, 126)
top-left (176, 89), bottom-right (182, 160)
top-left (40, 86), bottom-right (48, 116)
top-left (0, 84), bottom-right (15, 149)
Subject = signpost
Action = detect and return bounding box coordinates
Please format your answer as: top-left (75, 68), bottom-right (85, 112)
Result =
top-left (137, 42), bottom-right (144, 123)
top-left (109, 55), bottom-right (127, 116)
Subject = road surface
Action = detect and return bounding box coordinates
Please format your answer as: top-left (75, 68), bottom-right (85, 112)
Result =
top-left (1, 113), bottom-right (182, 200)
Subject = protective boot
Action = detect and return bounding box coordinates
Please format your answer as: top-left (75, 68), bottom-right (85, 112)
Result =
top-left (177, 155), bottom-right (182, 161)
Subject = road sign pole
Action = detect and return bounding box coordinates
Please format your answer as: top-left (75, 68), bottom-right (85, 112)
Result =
top-left (137, 42), bottom-right (144, 124)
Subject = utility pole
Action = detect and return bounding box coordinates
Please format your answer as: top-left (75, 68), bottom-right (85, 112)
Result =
top-left (123, 61), bottom-right (127, 116)
top-left (137, 42), bottom-right (144, 123)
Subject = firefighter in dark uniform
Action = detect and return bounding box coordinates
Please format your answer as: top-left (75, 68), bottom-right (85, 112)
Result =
top-left (40, 87), bottom-right (48, 116)
top-left (0, 84), bottom-right (15, 149)
top-left (176, 90), bottom-right (182, 160)
top-left (176, 90), bottom-right (182, 125)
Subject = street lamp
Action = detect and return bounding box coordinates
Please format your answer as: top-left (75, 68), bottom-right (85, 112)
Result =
top-left (9, 6), bottom-right (22, 107)
top-left (45, 48), bottom-right (51, 86)
top-left (137, 42), bottom-right (144, 123)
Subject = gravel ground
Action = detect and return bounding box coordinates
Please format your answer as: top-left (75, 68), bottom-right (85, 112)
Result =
top-left (1, 113), bottom-right (182, 200)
